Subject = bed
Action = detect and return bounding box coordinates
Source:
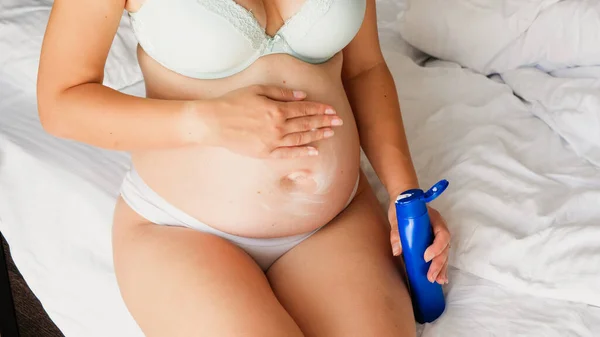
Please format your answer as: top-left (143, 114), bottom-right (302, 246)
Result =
top-left (1, 0), bottom-right (600, 336)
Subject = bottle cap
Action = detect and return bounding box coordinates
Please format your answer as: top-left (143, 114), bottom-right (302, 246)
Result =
top-left (395, 180), bottom-right (449, 219)
top-left (422, 179), bottom-right (449, 203)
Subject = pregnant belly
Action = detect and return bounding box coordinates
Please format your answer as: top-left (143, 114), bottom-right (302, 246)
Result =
top-left (132, 51), bottom-right (361, 237)
top-left (133, 126), bottom-right (360, 237)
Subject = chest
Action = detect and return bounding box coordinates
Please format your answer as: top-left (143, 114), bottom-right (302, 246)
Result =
top-left (233, 0), bottom-right (306, 36)
top-left (127, 0), bottom-right (367, 79)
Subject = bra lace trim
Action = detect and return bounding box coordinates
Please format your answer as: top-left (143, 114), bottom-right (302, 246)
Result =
top-left (197, 0), bottom-right (267, 50)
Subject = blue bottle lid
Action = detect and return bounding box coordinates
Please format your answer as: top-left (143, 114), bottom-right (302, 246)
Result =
top-left (395, 180), bottom-right (449, 219)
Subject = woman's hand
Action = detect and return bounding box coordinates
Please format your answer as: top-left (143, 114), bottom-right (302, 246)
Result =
top-left (203, 84), bottom-right (343, 159)
top-left (388, 202), bottom-right (451, 285)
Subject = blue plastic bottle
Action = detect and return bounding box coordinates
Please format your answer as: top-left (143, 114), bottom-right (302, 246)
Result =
top-left (395, 179), bottom-right (449, 324)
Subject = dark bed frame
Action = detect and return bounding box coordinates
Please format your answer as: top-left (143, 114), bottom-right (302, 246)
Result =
top-left (0, 233), bottom-right (19, 337)
top-left (0, 232), bottom-right (65, 337)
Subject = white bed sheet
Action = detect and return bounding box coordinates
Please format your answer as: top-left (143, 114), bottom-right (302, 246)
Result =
top-left (1, 0), bottom-right (600, 336)
top-left (394, 0), bottom-right (600, 321)
top-left (384, 52), bottom-right (600, 337)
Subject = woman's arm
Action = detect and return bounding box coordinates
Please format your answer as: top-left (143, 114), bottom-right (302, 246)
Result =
top-left (38, 0), bottom-right (338, 155)
top-left (37, 0), bottom-right (203, 151)
top-left (341, 0), bottom-right (419, 197)
top-left (343, 0), bottom-right (451, 284)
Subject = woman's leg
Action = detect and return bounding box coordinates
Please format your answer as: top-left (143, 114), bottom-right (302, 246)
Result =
top-left (266, 173), bottom-right (416, 337)
top-left (112, 197), bottom-right (303, 337)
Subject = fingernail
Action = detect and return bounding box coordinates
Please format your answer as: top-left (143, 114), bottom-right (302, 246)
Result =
top-left (293, 91), bottom-right (306, 98)
top-left (325, 108), bottom-right (336, 115)
top-left (308, 147), bottom-right (319, 156)
top-left (424, 251), bottom-right (434, 262)
top-left (324, 130), bottom-right (334, 138)
top-left (331, 118), bottom-right (343, 126)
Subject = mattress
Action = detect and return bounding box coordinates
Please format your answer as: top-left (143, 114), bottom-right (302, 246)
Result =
top-left (1, 0), bottom-right (599, 336)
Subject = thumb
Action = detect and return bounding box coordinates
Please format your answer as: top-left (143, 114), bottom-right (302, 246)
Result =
top-left (388, 204), bottom-right (398, 228)
top-left (390, 228), bottom-right (402, 256)
top-left (388, 204), bottom-right (402, 256)
top-left (257, 85), bottom-right (306, 102)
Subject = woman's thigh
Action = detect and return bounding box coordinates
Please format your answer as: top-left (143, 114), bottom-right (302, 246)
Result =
top-left (267, 173), bottom-right (416, 337)
top-left (112, 197), bottom-right (303, 337)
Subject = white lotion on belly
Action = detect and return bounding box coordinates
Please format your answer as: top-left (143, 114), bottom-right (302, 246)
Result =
top-left (278, 170), bottom-right (328, 216)
top-left (311, 141), bottom-right (337, 195)
top-left (286, 171), bottom-right (311, 182)
top-left (258, 146), bottom-right (340, 216)
top-left (283, 169), bottom-right (333, 196)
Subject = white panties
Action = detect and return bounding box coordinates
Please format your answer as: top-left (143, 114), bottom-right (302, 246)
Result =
top-left (120, 167), bottom-right (359, 270)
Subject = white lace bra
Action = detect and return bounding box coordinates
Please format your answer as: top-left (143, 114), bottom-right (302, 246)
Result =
top-left (128, 0), bottom-right (367, 79)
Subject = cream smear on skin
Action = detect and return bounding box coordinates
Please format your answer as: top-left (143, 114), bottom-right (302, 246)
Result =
top-left (259, 141), bottom-right (339, 216)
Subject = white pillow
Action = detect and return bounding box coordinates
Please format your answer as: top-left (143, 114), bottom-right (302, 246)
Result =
top-left (396, 0), bottom-right (560, 74)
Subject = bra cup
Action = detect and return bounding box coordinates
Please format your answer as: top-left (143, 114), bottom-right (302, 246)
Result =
top-left (131, 3), bottom-right (260, 76)
top-left (283, 0), bottom-right (366, 60)
top-left (162, 21), bottom-right (259, 75)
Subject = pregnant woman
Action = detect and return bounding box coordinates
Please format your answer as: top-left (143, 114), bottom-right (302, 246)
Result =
top-left (38, 0), bottom-right (451, 335)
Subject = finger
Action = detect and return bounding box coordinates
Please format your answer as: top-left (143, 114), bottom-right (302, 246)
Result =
top-left (390, 228), bottom-right (402, 256)
top-left (269, 146), bottom-right (319, 159)
top-left (436, 264), bottom-right (448, 285)
top-left (428, 245), bottom-right (449, 283)
top-left (281, 101), bottom-right (337, 118)
top-left (427, 253), bottom-right (448, 283)
top-left (256, 85), bottom-right (307, 101)
top-left (424, 234), bottom-right (450, 263)
top-left (388, 206), bottom-right (398, 228)
top-left (424, 225), bottom-right (450, 262)
top-left (284, 115), bottom-right (343, 133)
top-left (279, 128), bottom-right (335, 147)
